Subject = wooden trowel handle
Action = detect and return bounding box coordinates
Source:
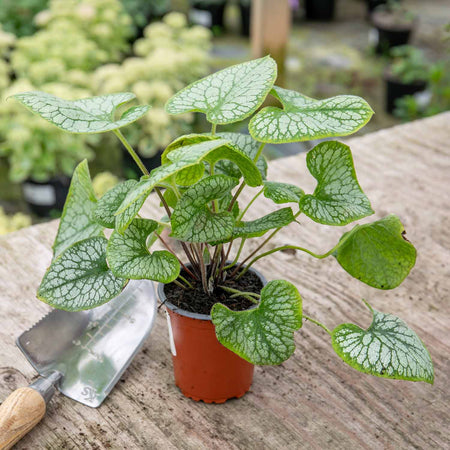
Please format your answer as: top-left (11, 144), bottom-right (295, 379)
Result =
top-left (0, 387), bottom-right (46, 449)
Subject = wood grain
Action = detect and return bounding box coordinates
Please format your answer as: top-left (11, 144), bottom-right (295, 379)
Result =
top-left (0, 112), bottom-right (449, 449)
top-left (0, 387), bottom-right (46, 449)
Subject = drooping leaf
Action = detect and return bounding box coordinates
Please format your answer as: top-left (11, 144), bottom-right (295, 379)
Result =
top-left (211, 280), bottom-right (302, 365)
top-left (249, 86), bottom-right (374, 143)
top-left (334, 215), bottom-right (417, 289)
top-left (13, 91), bottom-right (150, 133)
top-left (216, 132), bottom-right (268, 180)
top-left (94, 180), bottom-right (137, 228)
top-left (233, 208), bottom-right (295, 239)
top-left (170, 175), bottom-right (239, 243)
top-left (107, 219), bottom-right (180, 283)
top-left (53, 160), bottom-right (103, 258)
top-left (332, 300), bottom-right (434, 384)
top-left (38, 237), bottom-right (127, 311)
top-left (299, 141), bottom-right (373, 226)
top-left (161, 133), bottom-right (213, 163)
top-left (165, 56), bottom-right (277, 124)
top-left (263, 181), bottom-right (304, 204)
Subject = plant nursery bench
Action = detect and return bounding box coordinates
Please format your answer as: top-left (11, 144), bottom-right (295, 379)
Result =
top-left (0, 112), bottom-right (449, 449)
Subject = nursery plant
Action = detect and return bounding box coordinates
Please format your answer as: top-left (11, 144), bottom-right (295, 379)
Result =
top-left (13, 57), bottom-right (434, 401)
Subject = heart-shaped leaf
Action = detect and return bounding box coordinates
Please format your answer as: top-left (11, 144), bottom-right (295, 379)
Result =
top-left (249, 86), bottom-right (374, 143)
top-left (107, 219), bottom-right (180, 283)
top-left (332, 300), bottom-right (434, 384)
top-left (334, 215), bottom-right (417, 289)
top-left (233, 208), bottom-right (295, 239)
top-left (38, 237), bottom-right (127, 311)
top-left (13, 91), bottom-right (150, 134)
top-left (53, 160), bottom-right (103, 258)
top-left (170, 175), bottom-right (239, 243)
top-left (94, 180), bottom-right (137, 228)
top-left (264, 181), bottom-right (304, 204)
top-left (299, 141), bottom-right (373, 226)
top-left (165, 56), bottom-right (277, 124)
top-left (211, 280), bottom-right (302, 365)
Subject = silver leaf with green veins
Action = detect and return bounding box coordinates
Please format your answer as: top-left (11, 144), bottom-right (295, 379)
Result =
top-left (263, 181), bottom-right (304, 204)
top-left (212, 280), bottom-right (302, 365)
top-left (334, 215), bottom-right (416, 289)
top-left (53, 160), bottom-right (103, 258)
top-left (300, 141), bottom-right (373, 226)
top-left (38, 237), bottom-right (127, 311)
top-left (249, 86), bottom-right (374, 143)
top-left (13, 91), bottom-right (150, 133)
top-left (165, 56), bottom-right (277, 124)
top-left (107, 219), bottom-right (180, 283)
top-left (332, 301), bottom-right (434, 384)
top-left (170, 175), bottom-right (239, 243)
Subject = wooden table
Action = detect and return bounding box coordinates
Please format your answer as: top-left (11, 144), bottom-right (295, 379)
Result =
top-left (1, 113), bottom-right (449, 449)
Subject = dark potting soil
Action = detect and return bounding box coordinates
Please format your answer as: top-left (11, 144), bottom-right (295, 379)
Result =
top-left (163, 268), bottom-right (263, 315)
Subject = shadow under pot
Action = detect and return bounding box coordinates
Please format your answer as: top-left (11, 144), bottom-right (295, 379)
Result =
top-left (371, 10), bottom-right (414, 54)
top-left (22, 176), bottom-right (70, 217)
top-left (158, 265), bottom-right (266, 403)
top-left (304, 0), bottom-right (336, 21)
top-left (385, 74), bottom-right (427, 114)
top-left (122, 148), bottom-right (162, 179)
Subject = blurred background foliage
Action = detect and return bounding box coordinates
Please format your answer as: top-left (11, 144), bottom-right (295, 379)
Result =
top-left (0, 0), bottom-right (448, 229)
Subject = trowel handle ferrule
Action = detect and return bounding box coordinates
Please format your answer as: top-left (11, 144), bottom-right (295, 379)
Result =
top-left (30, 371), bottom-right (62, 404)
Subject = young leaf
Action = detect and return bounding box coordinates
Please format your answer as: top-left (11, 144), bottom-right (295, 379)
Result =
top-left (334, 215), bottom-right (417, 289)
top-left (249, 86), bottom-right (374, 143)
top-left (94, 180), bottom-right (137, 228)
top-left (233, 208), bottom-right (295, 239)
top-left (263, 181), bottom-right (304, 204)
top-left (299, 141), bottom-right (373, 226)
top-left (165, 56), bottom-right (277, 124)
top-left (211, 280), bottom-right (302, 365)
top-left (38, 237), bottom-right (127, 311)
top-left (53, 160), bottom-right (103, 258)
top-left (170, 175), bottom-right (239, 243)
top-left (107, 219), bottom-right (180, 283)
top-left (332, 300), bottom-right (434, 384)
top-left (13, 91), bottom-right (150, 133)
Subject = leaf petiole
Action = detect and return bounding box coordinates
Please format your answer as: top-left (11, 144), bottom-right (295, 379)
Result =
top-left (303, 315), bottom-right (331, 335)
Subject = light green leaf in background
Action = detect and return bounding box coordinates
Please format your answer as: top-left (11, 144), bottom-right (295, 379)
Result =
top-left (212, 280), bottom-right (302, 365)
top-left (249, 86), bottom-right (374, 143)
top-left (94, 180), bottom-right (137, 228)
top-left (332, 300), bottom-right (434, 384)
top-left (233, 208), bottom-right (295, 239)
top-left (53, 160), bottom-right (103, 258)
top-left (107, 219), bottom-right (180, 283)
top-left (263, 181), bottom-right (304, 204)
top-left (38, 237), bottom-right (127, 311)
top-left (299, 141), bottom-right (373, 226)
top-left (170, 175), bottom-right (239, 243)
top-left (334, 215), bottom-right (417, 289)
top-left (13, 91), bottom-right (150, 134)
top-left (165, 56), bottom-right (277, 124)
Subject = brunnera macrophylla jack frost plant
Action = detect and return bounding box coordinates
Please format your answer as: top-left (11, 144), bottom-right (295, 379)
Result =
top-left (13, 56), bottom-right (434, 384)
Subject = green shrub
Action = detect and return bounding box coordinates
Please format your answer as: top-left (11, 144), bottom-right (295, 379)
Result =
top-left (0, 0), bottom-right (49, 37)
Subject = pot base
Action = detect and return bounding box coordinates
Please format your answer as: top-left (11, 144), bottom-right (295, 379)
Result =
top-left (177, 386), bottom-right (249, 404)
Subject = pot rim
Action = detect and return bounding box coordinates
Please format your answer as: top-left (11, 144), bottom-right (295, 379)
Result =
top-left (158, 263), bottom-right (267, 321)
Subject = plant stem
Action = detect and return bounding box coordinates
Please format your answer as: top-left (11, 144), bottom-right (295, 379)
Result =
top-left (173, 279), bottom-right (188, 290)
top-left (113, 129), bottom-right (149, 176)
top-left (224, 238), bottom-right (246, 270)
top-left (237, 187), bottom-right (264, 221)
top-left (218, 285), bottom-right (260, 304)
top-left (303, 315), bottom-right (331, 335)
top-left (198, 244), bottom-right (209, 293)
top-left (254, 142), bottom-right (266, 162)
top-left (178, 275), bottom-right (194, 289)
top-left (211, 123), bottom-right (217, 136)
top-left (227, 181), bottom-right (245, 211)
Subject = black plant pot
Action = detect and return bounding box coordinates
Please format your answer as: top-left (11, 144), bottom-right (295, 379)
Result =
top-left (189, 2), bottom-right (226, 31)
top-left (22, 176), bottom-right (71, 217)
top-left (304, 0), bottom-right (335, 21)
top-left (367, 0), bottom-right (387, 14)
top-left (240, 3), bottom-right (251, 36)
top-left (372, 11), bottom-right (413, 54)
top-left (122, 147), bottom-right (163, 179)
top-left (385, 76), bottom-right (427, 114)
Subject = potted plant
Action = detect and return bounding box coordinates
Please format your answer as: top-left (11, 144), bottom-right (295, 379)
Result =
top-left (304, 0), bottom-right (336, 21)
top-left (189, 0), bottom-right (227, 34)
top-left (384, 45), bottom-right (429, 114)
top-left (13, 57), bottom-right (434, 404)
top-left (371, 2), bottom-right (415, 54)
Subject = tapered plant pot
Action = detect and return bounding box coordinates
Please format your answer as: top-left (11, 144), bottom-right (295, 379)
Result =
top-left (158, 266), bottom-right (266, 403)
top-left (385, 75), bottom-right (427, 114)
top-left (304, 0), bottom-right (336, 21)
top-left (22, 176), bottom-right (70, 217)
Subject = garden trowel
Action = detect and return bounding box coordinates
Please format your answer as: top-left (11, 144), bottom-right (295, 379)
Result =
top-left (0, 280), bottom-right (157, 449)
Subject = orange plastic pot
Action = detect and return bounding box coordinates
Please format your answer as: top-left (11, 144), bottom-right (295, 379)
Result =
top-left (158, 267), bottom-right (266, 403)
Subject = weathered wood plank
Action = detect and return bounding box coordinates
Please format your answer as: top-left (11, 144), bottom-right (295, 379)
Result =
top-left (1, 112), bottom-right (449, 449)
